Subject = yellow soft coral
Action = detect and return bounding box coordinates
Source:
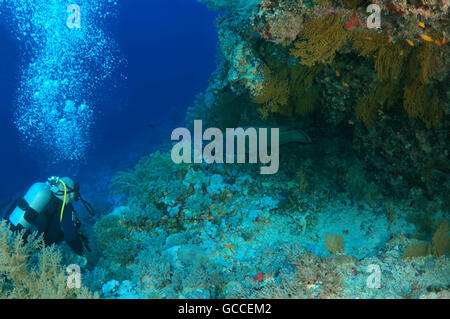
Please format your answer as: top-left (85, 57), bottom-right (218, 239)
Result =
top-left (403, 82), bottom-right (428, 119)
top-left (0, 222), bottom-right (95, 299)
top-left (355, 91), bottom-right (380, 128)
top-left (352, 30), bottom-right (411, 83)
top-left (416, 42), bottom-right (441, 84)
top-left (352, 28), bottom-right (444, 129)
top-left (291, 14), bottom-right (349, 66)
top-left (374, 43), bottom-right (409, 82)
top-left (253, 66), bottom-right (291, 118)
top-left (351, 30), bottom-right (389, 58)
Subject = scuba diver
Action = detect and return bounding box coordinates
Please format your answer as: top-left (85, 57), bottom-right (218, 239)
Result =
top-left (2, 176), bottom-right (94, 264)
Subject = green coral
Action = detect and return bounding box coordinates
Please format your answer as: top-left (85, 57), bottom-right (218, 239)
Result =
top-left (95, 211), bottom-right (140, 266)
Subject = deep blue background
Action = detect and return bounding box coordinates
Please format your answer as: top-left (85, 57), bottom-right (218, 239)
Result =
top-left (0, 0), bottom-right (217, 202)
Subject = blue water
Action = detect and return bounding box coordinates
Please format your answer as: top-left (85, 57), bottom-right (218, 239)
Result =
top-left (0, 0), bottom-right (217, 199)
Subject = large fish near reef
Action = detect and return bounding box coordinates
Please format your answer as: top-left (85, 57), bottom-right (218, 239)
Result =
top-left (237, 125), bottom-right (311, 149)
top-left (238, 125), bottom-right (312, 171)
top-left (277, 126), bottom-right (312, 145)
top-left (224, 125), bottom-right (312, 146)
top-left (227, 125), bottom-right (311, 174)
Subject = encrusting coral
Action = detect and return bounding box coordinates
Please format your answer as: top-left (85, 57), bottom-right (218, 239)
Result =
top-left (251, 0), bottom-right (304, 45)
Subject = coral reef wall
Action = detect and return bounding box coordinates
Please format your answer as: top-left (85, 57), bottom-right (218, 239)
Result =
top-left (83, 0), bottom-right (450, 300)
top-left (188, 0), bottom-right (449, 202)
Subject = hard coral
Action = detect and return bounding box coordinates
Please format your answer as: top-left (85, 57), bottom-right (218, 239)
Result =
top-left (256, 249), bottom-right (342, 299)
top-left (252, 0), bottom-right (304, 45)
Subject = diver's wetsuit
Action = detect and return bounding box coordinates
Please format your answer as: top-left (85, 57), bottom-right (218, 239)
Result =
top-left (3, 195), bottom-right (84, 256)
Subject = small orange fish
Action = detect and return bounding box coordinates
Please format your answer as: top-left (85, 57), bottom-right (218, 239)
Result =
top-left (342, 82), bottom-right (349, 88)
top-left (388, 36), bottom-right (393, 42)
top-left (206, 216), bottom-right (214, 220)
top-left (224, 244), bottom-right (235, 249)
top-left (418, 22), bottom-right (425, 29)
top-left (420, 35), bottom-right (433, 42)
top-left (335, 70), bottom-right (340, 77)
top-left (218, 210), bottom-right (227, 217)
top-left (224, 255), bottom-right (230, 259)
top-left (406, 39), bottom-right (414, 47)
top-left (364, 37), bottom-right (373, 41)
top-left (245, 249), bottom-right (248, 256)
top-left (210, 205), bottom-right (216, 208)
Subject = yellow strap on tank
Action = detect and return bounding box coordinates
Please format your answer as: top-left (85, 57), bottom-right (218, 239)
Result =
top-left (59, 180), bottom-right (67, 223)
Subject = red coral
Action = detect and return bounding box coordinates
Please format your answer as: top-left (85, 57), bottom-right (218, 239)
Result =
top-left (385, 1), bottom-right (404, 16)
top-left (253, 271), bottom-right (264, 282)
top-left (344, 13), bottom-right (361, 30)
